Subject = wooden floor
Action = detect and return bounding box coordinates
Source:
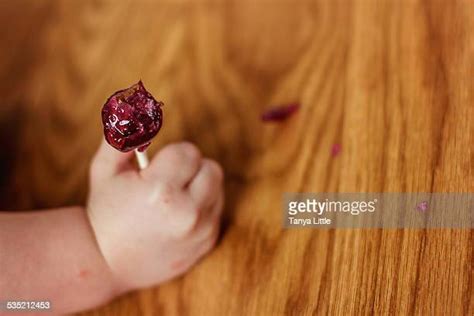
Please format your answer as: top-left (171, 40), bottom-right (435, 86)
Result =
top-left (0, 0), bottom-right (472, 315)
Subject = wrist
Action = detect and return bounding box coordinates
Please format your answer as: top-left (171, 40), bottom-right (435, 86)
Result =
top-left (85, 206), bottom-right (133, 296)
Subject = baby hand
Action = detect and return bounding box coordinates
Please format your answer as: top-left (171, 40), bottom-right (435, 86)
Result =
top-left (87, 141), bottom-right (224, 290)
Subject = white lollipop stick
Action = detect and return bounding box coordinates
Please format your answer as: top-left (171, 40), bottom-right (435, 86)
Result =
top-left (134, 149), bottom-right (149, 169)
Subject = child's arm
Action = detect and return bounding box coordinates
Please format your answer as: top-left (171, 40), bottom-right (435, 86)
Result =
top-left (0, 141), bottom-right (223, 314)
top-left (0, 207), bottom-right (121, 313)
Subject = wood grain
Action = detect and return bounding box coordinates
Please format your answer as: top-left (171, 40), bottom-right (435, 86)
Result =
top-left (0, 0), bottom-right (472, 315)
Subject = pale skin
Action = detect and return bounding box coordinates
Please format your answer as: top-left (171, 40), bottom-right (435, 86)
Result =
top-left (0, 141), bottom-right (224, 314)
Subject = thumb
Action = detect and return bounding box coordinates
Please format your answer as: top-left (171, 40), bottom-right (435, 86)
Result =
top-left (90, 140), bottom-right (135, 182)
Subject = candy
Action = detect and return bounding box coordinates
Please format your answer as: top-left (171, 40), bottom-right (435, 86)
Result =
top-left (331, 144), bottom-right (341, 157)
top-left (101, 81), bottom-right (163, 152)
top-left (261, 103), bottom-right (300, 122)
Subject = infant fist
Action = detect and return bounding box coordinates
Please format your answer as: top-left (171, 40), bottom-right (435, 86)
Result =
top-left (87, 141), bottom-right (224, 290)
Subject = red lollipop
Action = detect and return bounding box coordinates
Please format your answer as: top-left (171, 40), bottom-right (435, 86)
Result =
top-left (101, 81), bottom-right (163, 168)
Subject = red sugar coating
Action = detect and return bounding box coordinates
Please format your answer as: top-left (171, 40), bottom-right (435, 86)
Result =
top-left (102, 81), bottom-right (163, 152)
top-left (331, 144), bottom-right (341, 157)
top-left (261, 103), bottom-right (300, 122)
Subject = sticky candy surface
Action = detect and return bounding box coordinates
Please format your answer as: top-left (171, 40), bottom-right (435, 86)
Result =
top-left (102, 81), bottom-right (163, 152)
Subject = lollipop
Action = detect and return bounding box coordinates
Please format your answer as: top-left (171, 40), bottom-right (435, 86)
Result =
top-left (101, 81), bottom-right (163, 169)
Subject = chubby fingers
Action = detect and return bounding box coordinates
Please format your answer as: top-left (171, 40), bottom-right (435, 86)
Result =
top-left (90, 140), bottom-right (135, 182)
top-left (188, 159), bottom-right (224, 208)
top-left (142, 142), bottom-right (202, 188)
top-left (188, 159), bottom-right (224, 234)
top-left (141, 143), bottom-right (224, 238)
